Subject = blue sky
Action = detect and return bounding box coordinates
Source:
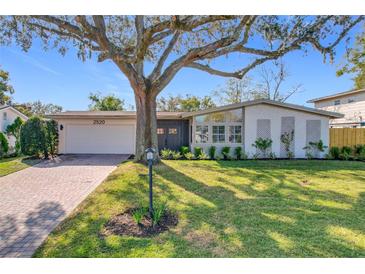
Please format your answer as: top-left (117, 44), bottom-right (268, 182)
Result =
top-left (0, 24), bottom-right (360, 111)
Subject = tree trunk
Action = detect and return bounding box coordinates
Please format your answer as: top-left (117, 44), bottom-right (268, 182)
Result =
top-left (134, 87), bottom-right (159, 162)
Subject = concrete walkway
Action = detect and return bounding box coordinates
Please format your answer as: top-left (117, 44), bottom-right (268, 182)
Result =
top-left (0, 154), bottom-right (129, 257)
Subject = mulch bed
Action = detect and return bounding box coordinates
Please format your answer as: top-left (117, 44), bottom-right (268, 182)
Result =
top-left (101, 208), bottom-right (178, 237)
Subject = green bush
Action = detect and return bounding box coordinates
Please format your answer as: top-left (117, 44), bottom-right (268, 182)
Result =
top-left (179, 146), bottom-right (189, 156)
top-left (0, 132), bottom-right (9, 158)
top-left (241, 151), bottom-right (248, 160)
top-left (6, 117), bottom-right (24, 153)
top-left (194, 147), bottom-right (203, 158)
top-left (355, 144), bottom-right (365, 155)
top-left (185, 152), bottom-right (195, 160)
top-left (45, 120), bottom-right (58, 156)
top-left (208, 146), bottom-right (216, 159)
top-left (132, 207), bottom-right (147, 225)
top-left (329, 146), bottom-right (340, 159)
top-left (234, 147), bottom-right (242, 160)
top-left (221, 146), bottom-right (231, 160)
top-left (19, 117), bottom-right (59, 159)
top-left (171, 151), bottom-right (182, 160)
top-left (160, 148), bottom-right (173, 160)
top-left (152, 203), bottom-right (167, 226)
top-left (252, 138), bottom-right (273, 158)
top-left (198, 152), bottom-right (209, 160)
top-left (20, 117), bottom-right (48, 158)
top-left (303, 140), bottom-right (328, 159)
top-left (340, 146), bottom-right (353, 160)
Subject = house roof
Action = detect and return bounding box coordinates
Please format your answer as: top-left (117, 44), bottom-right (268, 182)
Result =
top-left (181, 99), bottom-right (343, 119)
top-left (48, 99), bottom-right (343, 120)
top-left (307, 88), bottom-right (365, 103)
top-left (0, 105), bottom-right (29, 120)
top-left (48, 111), bottom-right (186, 120)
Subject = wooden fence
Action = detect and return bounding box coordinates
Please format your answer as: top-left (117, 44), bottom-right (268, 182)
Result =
top-left (329, 128), bottom-right (365, 148)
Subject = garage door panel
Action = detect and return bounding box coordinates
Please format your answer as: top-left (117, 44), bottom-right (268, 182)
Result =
top-left (65, 124), bottom-right (135, 154)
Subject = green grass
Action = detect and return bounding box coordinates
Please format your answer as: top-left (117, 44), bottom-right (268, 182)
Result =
top-left (34, 160), bottom-right (365, 257)
top-left (0, 156), bottom-right (40, 177)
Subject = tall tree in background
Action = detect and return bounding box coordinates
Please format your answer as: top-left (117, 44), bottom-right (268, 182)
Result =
top-left (252, 61), bottom-right (303, 102)
top-left (157, 94), bottom-right (215, 112)
top-left (0, 67), bottom-right (14, 105)
top-left (14, 101), bottom-right (63, 117)
top-left (1, 16), bottom-right (362, 160)
top-left (337, 30), bottom-right (365, 89)
top-left (214, 61), bottom-right (302, 103)
top-left (213, 77), bottom-right (253, 104)
top-left (88, 92), bottom-right (125, 111)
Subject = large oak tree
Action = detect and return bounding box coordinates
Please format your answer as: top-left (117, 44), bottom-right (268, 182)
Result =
top-left (0, 16), bottom-right (363, 161)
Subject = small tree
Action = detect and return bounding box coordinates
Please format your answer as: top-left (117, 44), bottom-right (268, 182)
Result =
top-left (303, 140), bottom-right (327, 159)
top-left (6, 117), bottom-right (24, 153)
top-left (20, 117), bottom-right (48, 158)
top-left (252, 138), bottom-right (273, 158)
top-left (45, 120), bottom-right (59, 156)
top-left (88, 92), bottom-right (125, 111)
top-left (0, 132), bottom-right (9, 158)
top-left (280, 130), bottom-right (294, 158)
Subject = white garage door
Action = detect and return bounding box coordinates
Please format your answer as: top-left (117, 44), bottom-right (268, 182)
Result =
top-left (65, 124), bottom-right (135, 154)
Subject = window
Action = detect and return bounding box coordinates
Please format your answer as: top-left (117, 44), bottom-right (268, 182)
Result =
top-left (195, 114), bottom-right (210, 123)
top-left (2, 112), bottom-right (7, 121)
top-left (212, 126), bottom-right (225, 143)
top-left (348, 98), bottom-right (355, 103)
top-left (226, 109), bottom-right (242, 122)
top-left (195, 125), bottom-right (209, 143)
top-left (229, 125), bottom-right (242, 143)
top-left (334, 100), bottom-right (341, 105)
top-left (168, 128), bottom-right (177, 134)
top-left (157, 128), bottom-right (165, 135)
top-left (211, 112), bottom-right (225, 122)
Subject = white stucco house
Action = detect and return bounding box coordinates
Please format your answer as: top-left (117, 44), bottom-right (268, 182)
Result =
top-left (0, 105), bottom-right (28, 149)
top-left (49, 99), bottom-right (343, 158)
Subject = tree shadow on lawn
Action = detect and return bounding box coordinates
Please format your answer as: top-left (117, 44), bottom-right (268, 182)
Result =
top-left (154, 161), bottom-right (365, 257)
top-left (34, 160), bottom-right (365, 258)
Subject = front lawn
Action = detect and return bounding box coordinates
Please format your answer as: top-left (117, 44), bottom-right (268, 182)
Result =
top-left (0, 156), bottom-right (40, 177)
top-left (35, 160), bottom-right (365, 257)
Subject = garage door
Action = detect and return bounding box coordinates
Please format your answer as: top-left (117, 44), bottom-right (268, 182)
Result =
top-left (65, 124), bottom-right (135, 154)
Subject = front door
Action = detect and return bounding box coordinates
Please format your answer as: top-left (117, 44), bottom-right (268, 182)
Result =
top-left (157, 125), bottom-right (181, 151)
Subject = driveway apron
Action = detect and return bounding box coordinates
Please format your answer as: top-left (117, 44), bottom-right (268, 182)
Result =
top-left (0, 154), bottom-right (128, 257)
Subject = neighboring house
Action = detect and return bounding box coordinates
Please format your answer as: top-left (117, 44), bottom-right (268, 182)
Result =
top-left (49, 99), bottom-right (342, 158)
top-left (0, 105), bottom-right (28, 149)
top-left (307, 88), bottom-right (365, 128)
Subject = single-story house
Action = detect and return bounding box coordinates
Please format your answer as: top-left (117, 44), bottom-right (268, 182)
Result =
top-left (0, 105), bottom-right (28, 149)
top-left (48, 99), bottom-right (343, 158)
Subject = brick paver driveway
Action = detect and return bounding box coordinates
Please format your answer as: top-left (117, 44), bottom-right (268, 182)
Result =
top-left (0, 154), bottom-right (129, 257)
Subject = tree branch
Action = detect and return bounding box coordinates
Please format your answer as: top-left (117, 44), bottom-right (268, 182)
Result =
top-left (186, 62), bottom-right (241, 78)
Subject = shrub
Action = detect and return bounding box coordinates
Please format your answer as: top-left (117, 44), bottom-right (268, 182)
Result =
top-left (0, 132), bottom-right (9, 158)
top-left (221, 146), bottom-right (231, 160)
top-left (340, 146), bottom-right (353, 160)
top-left (241, 151), bottom-right (248, 160)
top-left (198, 152), bottom-right (209, 160)
top-left (160, 148), bottom-right (173, 160)
top-left (280, 130), bottom-right (294, 158)
top-left (45, 120), bottom-right (58, 156)
top-left (20, 117), bottom-right (48, 158)
top-left (179, 146), bottom-right (189, 156)
top-left (234, 147), bottom-right (242, 160)
top-left (194, 147), bottom-right (203, 158)
top-left (208, 146), bottom-right (216, 159)
top-left (171, 151), bottom-right (182, 160)
top-left (185, 152), bottom-right (195, 160)
top-left (329, 146), bottom-right (340, 159)
top-left (132, 207), bottom-right (147, 225)
top-left (268, 152), bottom-right (277, 159)
top-left (355, 144), bottom-right (365, 156)
top-left (152, 203), bottom-right (166, 226)
top-left (6, 117), bottom-right (24, 153)
top-left (303, 140), bottom-right (328, 159)
top-left (252, 138), bottom-right (273, 158)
